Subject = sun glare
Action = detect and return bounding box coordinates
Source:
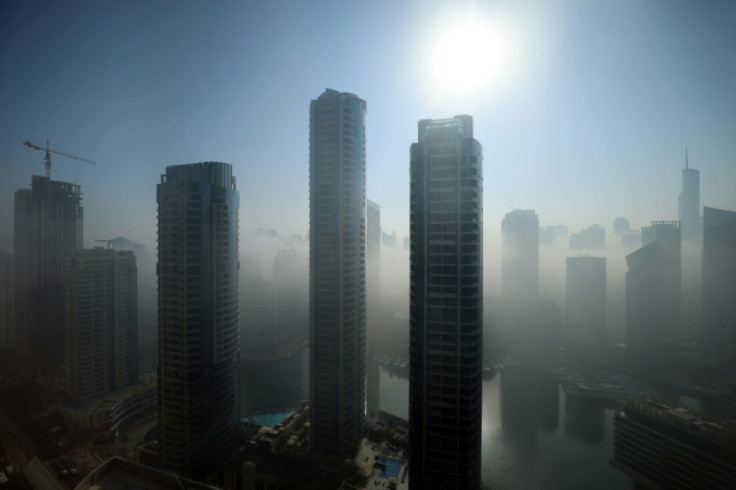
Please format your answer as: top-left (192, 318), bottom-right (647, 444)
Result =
top-left (431, 18), bottom-right (506, 95)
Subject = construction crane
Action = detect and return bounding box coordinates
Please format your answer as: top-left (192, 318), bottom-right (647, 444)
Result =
top-left (23, 139), bottom-right (96, 178)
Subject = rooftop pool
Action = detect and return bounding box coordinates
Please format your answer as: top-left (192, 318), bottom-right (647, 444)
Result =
top-left (243, 410), bottom-right (294, 428)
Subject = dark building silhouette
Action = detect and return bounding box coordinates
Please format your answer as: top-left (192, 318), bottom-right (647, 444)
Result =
top-left (678, 149), bottom-right (700, 242)
top-left (701, 207), bottom-right (736, 369)
top-left (0, 251), bottom-right (13, 348)
top-left (610, 397), bottom-right (736, 489)
top-left (566, 256), bottom-right (606, 344)
top-left (309, 89), bottom-right (367, 459)
top-left (569, 224), bottom-right (605, 250)
top-left (625, 241), bottom-right (665, 349)
top-left (625, 222), bottom-right (681, 349)
top-left (409, 115), bottom-right (483, 489)
top-left (65, 248), bottom-right (138, 399)
top-left (14, 175), bottom-right (83, 372)
top-left (501, 210), bottom-right (539, 300)
top-left (157, 162), bottom-right (241, 479)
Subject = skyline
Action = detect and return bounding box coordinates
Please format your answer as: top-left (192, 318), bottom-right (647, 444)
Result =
top-left (2, 1), bottom-right (736, 255)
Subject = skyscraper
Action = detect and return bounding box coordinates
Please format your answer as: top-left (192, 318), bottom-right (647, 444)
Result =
top-left (14, 175), bottom-right (83, 372)
top-left (566, 256), bottom-right (606, 344)
top-left (65, 248), bottom-right (137, 399)
top-left (611, 397), bottom-right (736, 488)
top-left (157, 162), bottom-right (240, 479)
top-left (678, 149), bottom-right (700, 242)
top-left (309, 89), bottom-right (367, 459)
top-left (626, 221), bottom-right (681, 349)
top-left (501, 209), bottom-right (539, 300)
top-left (701, 206), bottom-right (736, 368)
top-left (409, 115), bottom-right (483, 489)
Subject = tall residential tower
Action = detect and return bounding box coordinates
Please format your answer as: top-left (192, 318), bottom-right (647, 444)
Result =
top-left (157, 162), bottom-right (240, 479)
top-left (65, 248), bottom-right (138, 399)
top-left (309, 89), bottom-right (367, 459)
top-left (14, 175), bottom-right (83, 372)
top-left (409, 115), bottom-right (483, 489)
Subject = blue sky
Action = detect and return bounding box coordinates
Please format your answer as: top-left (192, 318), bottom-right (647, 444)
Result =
top-left (1, 0), bottom-right (735, 252)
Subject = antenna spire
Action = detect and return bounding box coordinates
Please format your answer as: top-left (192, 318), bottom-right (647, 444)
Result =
top-left (685, 147), bottom-right (689, 170)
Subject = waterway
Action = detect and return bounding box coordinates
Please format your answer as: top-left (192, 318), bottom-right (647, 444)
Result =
top-left (379, 365), bottom-right (631, 490)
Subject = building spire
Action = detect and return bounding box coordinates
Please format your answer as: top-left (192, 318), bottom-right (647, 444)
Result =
top-left (685, 147), bottom-right (689, 170)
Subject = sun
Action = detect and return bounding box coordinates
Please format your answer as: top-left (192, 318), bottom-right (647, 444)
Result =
top-left (431, 18), bottom-right (505, 95)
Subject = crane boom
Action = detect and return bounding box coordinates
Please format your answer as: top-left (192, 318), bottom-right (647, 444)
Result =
top-left (23, 139), bottom-right (96, 178)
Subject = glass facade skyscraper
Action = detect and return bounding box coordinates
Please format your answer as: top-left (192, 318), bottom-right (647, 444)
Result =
top-left (409, 115), bottom-right (483, 489)
top-left (156, 162), bottom-right (240, 479)
top-left (309, 89), bottom-right (367, 459)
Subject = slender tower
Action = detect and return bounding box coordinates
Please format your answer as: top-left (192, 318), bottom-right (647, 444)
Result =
top-left (157, 162), bottom-right (240, 479)
top-left (409, 116), bottom-right (483, 489)
top-left (309, 89), bottom-right (367, 459)
top-left (678, 148), bottom-right (700, 242)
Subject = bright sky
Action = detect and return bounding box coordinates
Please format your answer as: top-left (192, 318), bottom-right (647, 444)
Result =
top-left (1, 0), bottom-right (735, 253)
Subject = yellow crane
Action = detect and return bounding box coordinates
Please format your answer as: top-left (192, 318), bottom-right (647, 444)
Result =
top-left (23, 139), bottom-right (96, 178)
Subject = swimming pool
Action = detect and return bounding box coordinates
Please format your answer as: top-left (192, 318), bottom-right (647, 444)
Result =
top-left (244, 410), bottom-right (293, 428)
top-left (375, 456), bottom-right (402, 479)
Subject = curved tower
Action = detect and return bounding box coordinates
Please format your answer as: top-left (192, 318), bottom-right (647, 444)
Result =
top-left (157, 162), bottom-right (240, 479)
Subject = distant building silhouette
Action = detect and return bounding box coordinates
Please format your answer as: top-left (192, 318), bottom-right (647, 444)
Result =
top-left (367, 200), bottom-right (381, 309)
top-left (502, 210), bottom-right (539, 300)
top-left (14, 175), bottom-right (83, 372)
top-left (366, 199), bottom-right (381, 418)
top-left (65, 248), bottom-right (138, 399)
top-left (157, 162), bottom-right (240, 479)
top-left (569, 224), bottom-right (605, 250)
top-left (539, 224), bottom-right (567, 247)
top-left (678, 149), bottom-right (700, 242)
top-left (566, 256), bottom-right (606, 344)
top-left (613, 217), bottom-right (632, 235)
top-left (382, 230), bottom-right (398, 248)
top-left (409, 115), bottom-right (483, 489)
top-left (273, 249), bottom-right (307, 341)
top-left (309, 89), bottom-right (367, 459)
top-left (701, 207), bottom-right (736, 369)
top-left (0, 252), bottom-right (13, 348)
top-left (610, 397), bottom-right (736, 488)
top-left (626, 221), bottom-right (681, 349)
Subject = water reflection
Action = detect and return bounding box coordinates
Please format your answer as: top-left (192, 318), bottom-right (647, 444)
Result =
top-left (379, 365), bottom-right (630, 490)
